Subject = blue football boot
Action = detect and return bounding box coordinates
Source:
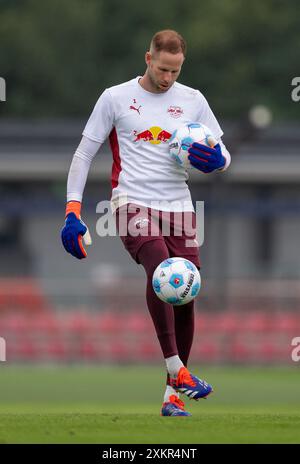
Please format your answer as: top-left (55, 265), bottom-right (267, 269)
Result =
top-left (161, 395), bottom-right (192, 417)
top-left (170, 367), bottom-right (213, 400)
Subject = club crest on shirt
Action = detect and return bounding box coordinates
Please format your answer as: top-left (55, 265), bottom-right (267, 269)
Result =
top-left (167, 106), bottom-right (184, 118)
top-left (134, 217), bottom-right (150, 229)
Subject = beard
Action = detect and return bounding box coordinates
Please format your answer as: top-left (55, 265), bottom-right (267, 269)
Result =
top-left (148, 70), bottom-right (169, 93)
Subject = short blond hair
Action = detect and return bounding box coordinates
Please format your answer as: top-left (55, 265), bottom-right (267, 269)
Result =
top-left (150, 30), bottom-right (187, 57)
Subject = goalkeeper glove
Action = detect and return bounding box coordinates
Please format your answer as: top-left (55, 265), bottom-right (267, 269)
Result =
top-left (188, 139), bottom-right (226, 173)
top-left (61, 201), bottom-right (92, 259)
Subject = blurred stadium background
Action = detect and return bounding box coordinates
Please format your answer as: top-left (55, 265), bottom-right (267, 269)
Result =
top-left (0, 0), bottom-right (300, 368)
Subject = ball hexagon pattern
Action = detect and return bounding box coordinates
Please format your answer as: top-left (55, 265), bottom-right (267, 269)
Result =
top-left (152, 257), bottom-right (201, 306)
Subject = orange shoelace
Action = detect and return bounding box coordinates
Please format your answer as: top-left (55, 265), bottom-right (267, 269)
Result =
top-left (168, 395), bottom-right (186, 410)
top-left (177, 367), bottom-right (196, 387)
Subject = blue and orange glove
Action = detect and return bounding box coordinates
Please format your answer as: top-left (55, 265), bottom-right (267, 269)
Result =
top-left (61, 201), bottom-right (92, 259)
top-left (188, 139), bottom-right (226, 173)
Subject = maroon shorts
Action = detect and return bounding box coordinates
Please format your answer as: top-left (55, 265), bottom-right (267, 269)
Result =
top-left (115, 203), bottom-right (200, 268)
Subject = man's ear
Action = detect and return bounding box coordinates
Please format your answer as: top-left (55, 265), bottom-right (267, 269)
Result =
top-left (145, 51), bottom-right (151, 66)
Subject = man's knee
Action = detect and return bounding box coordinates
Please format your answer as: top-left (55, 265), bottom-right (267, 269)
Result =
top-left (137, 239), bottom-right (169, 274)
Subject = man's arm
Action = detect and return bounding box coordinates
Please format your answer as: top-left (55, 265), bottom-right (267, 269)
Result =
top-left (61, 89), bottom-right (115, 259)
top-left (67, 136), bottom-right (101, 202)
top-left (61, 136), bottom-right (101, 259)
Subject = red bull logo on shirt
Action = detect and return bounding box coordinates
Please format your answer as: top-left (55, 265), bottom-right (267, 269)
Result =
top-left (133, 126), bottom-right (172, 145)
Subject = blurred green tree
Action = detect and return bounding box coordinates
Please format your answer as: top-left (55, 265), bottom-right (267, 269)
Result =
top-left (0, 0), bottom-right (299, 119)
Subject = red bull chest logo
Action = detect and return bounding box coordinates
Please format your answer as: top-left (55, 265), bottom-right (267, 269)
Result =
top-left (133, 126), bottom-right (172, 145)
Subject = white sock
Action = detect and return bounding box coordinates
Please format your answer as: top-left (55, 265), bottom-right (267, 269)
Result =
top-left (164, 385), bottom-right (179, 403)
top-left (165, 355), bottom-right (184, 379)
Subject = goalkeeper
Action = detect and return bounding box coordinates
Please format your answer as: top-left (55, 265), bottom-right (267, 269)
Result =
top-left (61, 30), bottom-right (231, 417)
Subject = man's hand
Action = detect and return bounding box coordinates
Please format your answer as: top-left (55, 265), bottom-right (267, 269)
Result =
top-left (188, 140), bottom-right (226, 173)
top-left (61, 201), bottom-right (92, 259)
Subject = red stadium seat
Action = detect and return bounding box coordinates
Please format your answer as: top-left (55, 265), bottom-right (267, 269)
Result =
top-left (211, 312), bottom-right (240, 333)
top-left (0, 278), bottom-right (51, 313)
top-left (255, 340), bottom-right (279, 362)
top-left (0, 314), bottom-right (35, 335)
top-left (78, 340), bottom-right (100, 360)
top-left (271, 314), bottom-right (300, 333)
top-left (94, 311), bottom-right (124, 333)
top-left (227, 338), bottom-right (252, 362)
top-left (239, 312), bottom-right (270, 333)
top-left (105, 340), bottom-right (131, 362)
top-left (193, 340), bottom-right (219, 362)
top-left (123, 311), bottom-right (151, 332)
top-left (195, 313), bottom-right (208, 332)
top-left (138, 340), bottom-right (160, 361)
top-left (16, 338), bottom-right (39, 360)
top-left (30, 313), bottom-right (61, 333)
top-left (67, 312), bottom-right (94, 333)
top-left (46, 339), bottom-right (67, 360)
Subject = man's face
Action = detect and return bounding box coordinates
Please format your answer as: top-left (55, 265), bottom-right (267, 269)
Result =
top-left (146, 51), bottom-right (184, 93)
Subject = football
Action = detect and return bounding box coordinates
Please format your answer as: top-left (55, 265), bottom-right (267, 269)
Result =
top-left (169, 122), bottom-right (216, 169)
top-left (152, 257), bottom-right (201, 306)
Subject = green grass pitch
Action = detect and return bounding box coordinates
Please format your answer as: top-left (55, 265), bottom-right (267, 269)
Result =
top-left (0, 365), bottom-right (299, 443)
